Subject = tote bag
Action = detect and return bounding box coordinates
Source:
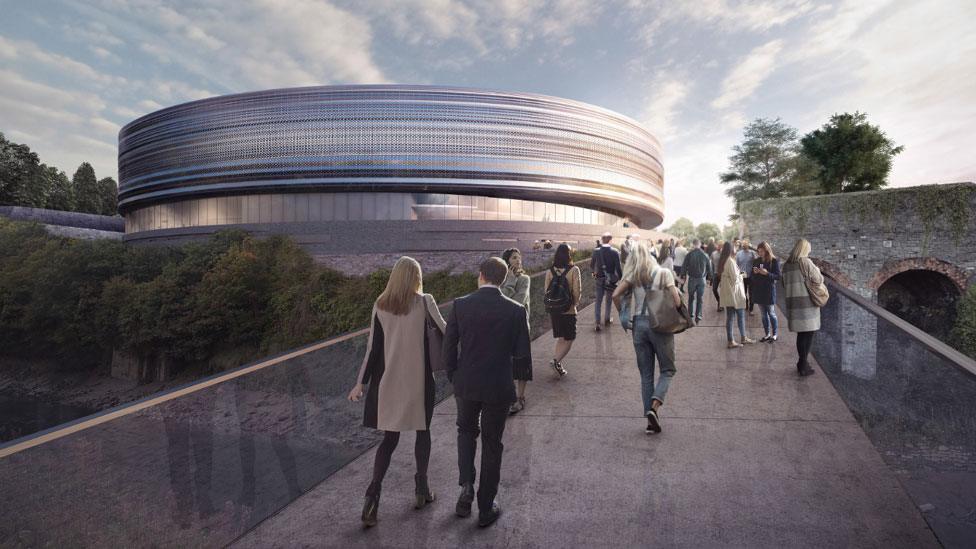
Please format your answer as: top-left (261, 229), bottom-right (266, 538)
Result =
top-left (641, 269), bottom-right (692, 335)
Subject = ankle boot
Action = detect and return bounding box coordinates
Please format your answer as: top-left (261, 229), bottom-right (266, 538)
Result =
top-left (362, 482), bottom-right (380, 527)
top-left (415, 474), bottom-right (436, 509)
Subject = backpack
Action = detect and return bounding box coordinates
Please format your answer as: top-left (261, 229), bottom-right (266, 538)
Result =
top-left (544, 267), bottom-right (574, 314)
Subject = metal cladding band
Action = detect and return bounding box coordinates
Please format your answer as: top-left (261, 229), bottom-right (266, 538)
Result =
top-left (118, 85), bottom-right (664, 227)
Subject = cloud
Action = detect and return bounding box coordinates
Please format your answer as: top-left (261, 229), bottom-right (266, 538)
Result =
top-left (710, 39), bottom-right (783, 110)
top-left (0, 36), bottom-right (126, 86)
top-left (633, 0), bottom-right (821, 45)
top-left (640, 78), bottom-right (690, 140)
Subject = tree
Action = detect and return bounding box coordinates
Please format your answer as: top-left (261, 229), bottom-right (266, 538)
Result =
top-left (0, 132), bottom-right (47, 208)
top-left (96, 177), bottom-right (118, 216)
top-left (721, 118), bottom-right (812, 206)
top-left (72, 162), bottom-right (100, 214)
top-left (45, 166), bottom-right (75, 211)
top-left (664, 217), bottom-right (695, 239)
top-left (695, 222), bottom-right (721, 242)
top-left (800, 111), bottom-right (903, 194)
top-left (722, 223), bottom-right (738, 242)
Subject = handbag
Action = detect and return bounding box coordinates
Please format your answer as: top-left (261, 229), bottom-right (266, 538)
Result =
top-left (423, 296), bottom-right (446, 371)
top-left (640, 269), bottom-right (692, 334)
top-left (799, 258), bottom-right (830, 308)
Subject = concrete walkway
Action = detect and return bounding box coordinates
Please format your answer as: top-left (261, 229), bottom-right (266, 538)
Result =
top-left (235, 295), bottom-right (937, 548)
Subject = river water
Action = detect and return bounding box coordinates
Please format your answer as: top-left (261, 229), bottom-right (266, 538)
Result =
top-left (0, 395), bottom-right (94, 444)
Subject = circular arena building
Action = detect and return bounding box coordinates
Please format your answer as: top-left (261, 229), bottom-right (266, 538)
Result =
top-left (118, 85), bottom-right (666, 273)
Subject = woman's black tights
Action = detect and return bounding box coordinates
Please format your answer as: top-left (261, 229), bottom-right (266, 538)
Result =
top-left (369, 430), bottom-right (431, 492)
top-left (796, 331), bottom-right (815, 367)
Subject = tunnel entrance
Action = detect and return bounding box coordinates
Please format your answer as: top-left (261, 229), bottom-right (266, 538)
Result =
top-left (877, 269), bottom-right (960, 340)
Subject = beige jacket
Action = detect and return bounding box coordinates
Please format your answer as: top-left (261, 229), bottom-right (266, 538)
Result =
top-left (719, 257), bottom-right (747, 309)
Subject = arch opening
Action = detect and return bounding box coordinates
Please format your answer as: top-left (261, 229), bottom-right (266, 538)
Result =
top-left (877, 269), bottom-right (961, 340)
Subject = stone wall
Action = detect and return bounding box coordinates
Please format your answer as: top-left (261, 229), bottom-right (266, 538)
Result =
top-left (0, 206), bottom-right (124, 232)
top-left (739, 183), bottom-right (976, 298)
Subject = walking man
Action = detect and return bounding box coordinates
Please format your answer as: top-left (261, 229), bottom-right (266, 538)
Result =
top-left (590, 232), bottom-right (622, 331)
top-left (443, 257), bottom-right (532, 527)
top-left (682, 239), bottom-right (712, 324)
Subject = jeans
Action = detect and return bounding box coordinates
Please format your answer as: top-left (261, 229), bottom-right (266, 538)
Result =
top-left (687, 276), bottom-right (706, 321)
top-left (759, 303), bottom-right (778, 336)
top-left (594, 279), bottom-right (613, 324)
top-left (726, 307), bottom-right (746, 341)
top-left (456, 397), bottom-right (509, 511)
top-left (632, 317), bottom-right (677, 413)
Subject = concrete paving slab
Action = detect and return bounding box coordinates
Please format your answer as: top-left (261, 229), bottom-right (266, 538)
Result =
top-left (234, 292), bottom-right (937, 548)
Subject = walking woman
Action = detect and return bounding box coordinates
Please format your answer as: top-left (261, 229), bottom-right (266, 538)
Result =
top-left (751, 241), bottom-right (781, 342)
top-left (501, 248), bottom-right (532, 414)
top-left (783, 239), bottom-right (825, 376)
top-left (612, 242), bottom-right (680, 434)
top-left (658, 242), bottom-right (674, 272)
top-left (347, 256), bottom-right (446, 526)
top-left (718, 241), bottom-right (754, 348)
top-left (544, 243), bottom-right (581, 377)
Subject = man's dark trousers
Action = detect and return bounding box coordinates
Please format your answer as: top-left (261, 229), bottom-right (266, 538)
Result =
top-left (456, 398), bottom-right (509, 510)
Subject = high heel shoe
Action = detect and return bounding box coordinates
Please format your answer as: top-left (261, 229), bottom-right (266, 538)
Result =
top-left (415, 474), bottom-right (435, 509)
top-left (362, 482), bottom-right (380, 527)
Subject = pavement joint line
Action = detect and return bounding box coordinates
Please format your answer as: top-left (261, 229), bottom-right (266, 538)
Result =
top-left (432, 412), bottom-right (853, 423)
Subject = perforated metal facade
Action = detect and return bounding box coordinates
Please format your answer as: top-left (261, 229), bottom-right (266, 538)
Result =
top-left (118, 85), bottom-right (663, 237)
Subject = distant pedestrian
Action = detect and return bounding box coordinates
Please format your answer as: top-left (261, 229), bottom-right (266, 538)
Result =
top-left (751, 241), bottom-right (781, 342)
top-left (736, 240), bottom-right (758, 315)
top-left (705, 237), bottom-right (716, 257)
top-left (710, 241), bottom-right (723, 311)
top-left (719, 242), bottom-right (754, 348)
top-left (673, 240), bottom-right (688, 288)
top-left (783, 239), bottom-right (827, 376)
top-left (620, 236), bottom-right (636, 268)
top-left (612, 241), bottom-right (680, 434)
top-left (349, 256), bottom-right (446, 526)
top-left (544, 243), bottom-right (581, 377)
top-left (682, 239), bottom-right (712, 325)
top-left (590, 232), bottom-right (622, 331)
top-left (500, 248), bottom-right (532, 414)
top-left (658, 243), bottom-right (674, 272)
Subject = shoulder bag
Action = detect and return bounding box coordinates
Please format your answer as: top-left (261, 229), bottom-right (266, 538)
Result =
top-left (799, 259), bottom-right (830, 308)
top-left (641, 269), bottom-right (692, 334)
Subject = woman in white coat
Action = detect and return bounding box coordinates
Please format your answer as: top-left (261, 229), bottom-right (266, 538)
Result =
top-left (718, 241), bottom-right (754, 348)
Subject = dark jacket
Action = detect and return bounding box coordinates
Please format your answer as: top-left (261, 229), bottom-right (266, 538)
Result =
top-left (750, 257), bottom-right (781, 305)
top-left (443, 286), bottom-right (531, 404)
top-left (683, 248), bottom-right (712, 279)
top-left (590, 245), bottom-right (622, 282)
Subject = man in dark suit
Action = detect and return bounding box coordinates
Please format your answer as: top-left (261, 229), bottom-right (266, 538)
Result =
top-left (590, 232), bottom-right (622, 331)
top-left (443, 257), bottom-right (531, 527)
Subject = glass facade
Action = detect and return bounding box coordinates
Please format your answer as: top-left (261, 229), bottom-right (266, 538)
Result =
top-left (124, 192), bottom-right (626, 233)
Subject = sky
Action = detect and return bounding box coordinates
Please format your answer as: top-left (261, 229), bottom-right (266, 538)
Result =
top-left (1, 0), bottom-right (974, 228)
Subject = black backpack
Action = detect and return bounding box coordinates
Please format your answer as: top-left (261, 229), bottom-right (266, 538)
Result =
top-left (544, 267), bottom-right (574, 314)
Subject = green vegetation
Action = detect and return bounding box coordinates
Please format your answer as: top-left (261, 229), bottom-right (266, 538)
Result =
top-left (723, 113), bottom-right (903, 215)
top-left (951, 285), bottom-right (976, 360)
top-left (800, 112), bottom-right (903, 194)
top-left (0, 132), bottom-right (118, 215)
top-left (0, 218), bottom-right (478, 376)
top-left (739, 183), bottom-right (976, 250)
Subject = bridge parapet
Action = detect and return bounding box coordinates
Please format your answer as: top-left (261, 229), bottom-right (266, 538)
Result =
top-left (739, 182), bottom-right (976, 298)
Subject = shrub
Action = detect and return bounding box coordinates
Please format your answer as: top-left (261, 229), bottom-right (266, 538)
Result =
top-left (951, 285), bottom-right (976, 360)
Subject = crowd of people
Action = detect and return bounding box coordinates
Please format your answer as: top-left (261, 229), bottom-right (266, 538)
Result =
top-left (346, 232), bottom-right (828, 528)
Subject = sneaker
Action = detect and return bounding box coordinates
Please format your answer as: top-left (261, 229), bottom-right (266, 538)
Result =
top-left (595, 324), bottom-right (602, 332)
top-left (551, 359), bottom-right (567, 376)
top-left (742, 337), bottom-right (756, 344)
top-left (606, 318), bottom-right (613, 326)
top-left (768, 334), bottom-right (778, 343)
top-left (646, 409), bottom-right (662, 433)
top-left (727, 341), bottom-right (741, 349)
top-left (759, 334), bottom-right (770, 342)
top-left (509, 398), bottom-right (524, 415)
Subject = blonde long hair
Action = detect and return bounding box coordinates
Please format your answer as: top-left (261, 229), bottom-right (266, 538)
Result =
top-left (787, 238), bottom-right (811, 263)
top-left (376, 256), bottom-right (423, 315)
top-left (622, 241), bottom-right (659, 286)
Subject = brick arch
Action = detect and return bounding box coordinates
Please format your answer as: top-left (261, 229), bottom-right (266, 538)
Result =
top-left (867, 257), bottom-right (968, 294)
top-left (809, 257), bottom-right (853, 288)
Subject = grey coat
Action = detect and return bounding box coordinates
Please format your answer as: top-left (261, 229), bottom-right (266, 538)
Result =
top-left (500, 271), bottom-right (530, 317)
top-left (782, 258), bottom-right (822, 332)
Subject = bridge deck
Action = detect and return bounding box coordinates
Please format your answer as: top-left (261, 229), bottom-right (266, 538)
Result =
top-left (235, 298), bottom-right (937, 548)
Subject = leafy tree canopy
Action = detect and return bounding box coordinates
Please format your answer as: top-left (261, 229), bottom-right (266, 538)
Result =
top-left (664, 217), bottom-right (696, 239)
top-left (800, 111), bottom-right (903, 193)
top-left (695, 222), bottom-right (721, 242)
top-left (720, 118), bottom-right (815, 206)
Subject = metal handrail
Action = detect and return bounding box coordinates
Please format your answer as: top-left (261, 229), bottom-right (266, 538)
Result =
top-left (823, 277), bottom-right (976, 378)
